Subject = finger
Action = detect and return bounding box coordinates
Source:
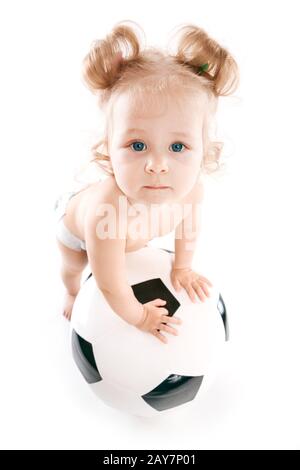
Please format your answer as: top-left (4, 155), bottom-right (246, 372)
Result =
top-left (160, 323), bottom-right (179, 336)
top-left (172, 279), bottom-right (181, 292)
top-left (187, 286), bottom-right (197, 303)
top-left (197, 280), bottom-right (210, 298)
top-left (154, 330), bottom-right (168, 344)
top-left (198, 275), bottom-right (213, 287)
top-left (192, 282), bottom-right (206, 302)
top-left (153, 298), bottom-right (167, 306)
top-left (160, 308), bottom-right (169, 315)
top-left (162, 315), bottom-right (182, 325)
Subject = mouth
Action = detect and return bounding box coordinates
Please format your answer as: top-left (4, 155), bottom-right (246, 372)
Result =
top-left (143, 186), bottom-right (170, 190)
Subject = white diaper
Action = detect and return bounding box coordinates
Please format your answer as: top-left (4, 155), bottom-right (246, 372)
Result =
top-left (54, 191), bottom-right (87, 252)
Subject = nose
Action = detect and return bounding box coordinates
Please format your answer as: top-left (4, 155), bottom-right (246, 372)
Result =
top-left (145, 158), bottom-right (169, 174)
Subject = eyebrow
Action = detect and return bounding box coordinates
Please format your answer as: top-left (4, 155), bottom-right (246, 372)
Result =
top-left (121, 128), bottom-right (193, 138)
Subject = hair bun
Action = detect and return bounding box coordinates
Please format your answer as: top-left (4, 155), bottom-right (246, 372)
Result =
top-left (81, 21), bottom-right (145, 93)
top-left (171, 24), bottom-right (239, 96)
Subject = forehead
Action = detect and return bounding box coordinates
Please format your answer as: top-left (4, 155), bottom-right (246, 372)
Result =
top-left (110, 89), bottom-right (207, 134)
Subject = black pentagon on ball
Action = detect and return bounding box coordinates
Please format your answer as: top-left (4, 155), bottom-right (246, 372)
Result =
top-left (142, 374), bottom-right (204, 411)
top-left (72, 329), bottom-right (102, 384)
top-left (131, 277), bottom-right (180, 317)
top-left (217, 294), bottom-right (229, 341)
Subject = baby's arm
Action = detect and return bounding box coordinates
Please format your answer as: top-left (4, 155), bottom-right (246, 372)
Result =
top-left (84, 194), bottom-right (181, 342)
top-left (171, 182), bottom-right (213, 302)
top-left (173, 182), bottom-right (203, 269)
top-left (84, 201), bottom-right (144, 325)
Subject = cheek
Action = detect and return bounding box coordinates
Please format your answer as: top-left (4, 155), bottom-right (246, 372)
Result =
top-left (172, 156), bottom-right (200, 175)
top-left (113, 152), bottom-right (142, 172)
top-left (113, 164), bottom-right (140, 193)
top-left (172, 161), bottom-right (200, 190)
top-left (115, 155), bottom-right (145, 181)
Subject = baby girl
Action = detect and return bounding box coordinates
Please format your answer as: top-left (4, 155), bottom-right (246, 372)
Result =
top-left (55, 21), bottom-right (239, 343)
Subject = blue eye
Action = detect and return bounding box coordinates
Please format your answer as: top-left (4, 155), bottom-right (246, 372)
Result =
top-left (170, 142), bottom-right (185, 152)
top-left (129, 141), bottom-right (186, 153)
top-left (130, 141), bottom-right (146, 152)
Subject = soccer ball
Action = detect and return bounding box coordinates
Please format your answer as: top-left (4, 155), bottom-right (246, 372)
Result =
top-left (71, 246), bottom-right (229, 417)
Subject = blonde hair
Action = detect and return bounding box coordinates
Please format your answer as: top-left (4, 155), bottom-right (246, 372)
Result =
top-left (81, 20), bottom-right (239, 177)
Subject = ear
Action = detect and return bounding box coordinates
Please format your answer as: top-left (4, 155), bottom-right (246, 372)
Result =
top-left (103, 138), bottom-right (110, 153)
top-left (91, 139), bottom-right (114, 176)
top-left (202, 140), bottom-right (224, 173)
top-left (102, 141), bottom-right (114, 175)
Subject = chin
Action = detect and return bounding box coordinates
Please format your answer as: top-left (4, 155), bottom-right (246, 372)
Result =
top-left (143, 192), bottom-right (174, 204)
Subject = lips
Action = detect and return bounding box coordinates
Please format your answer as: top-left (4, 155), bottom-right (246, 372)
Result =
top-left (143, 185), bottom-right (170, 189)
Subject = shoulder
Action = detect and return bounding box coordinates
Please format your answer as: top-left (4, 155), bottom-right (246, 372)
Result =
top-left (87, 176), bottom-right (123, 209)
top-left (84, 176), bottom-right (128, 230)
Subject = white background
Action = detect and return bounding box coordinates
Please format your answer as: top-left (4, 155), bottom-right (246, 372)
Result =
top-left (0, 0), bottom-right (299, 450)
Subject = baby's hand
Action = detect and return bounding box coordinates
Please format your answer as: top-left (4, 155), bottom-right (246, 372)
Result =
top-left (171, 267), bottom-right (213, 303)
top-left (135, 298), bottom-right (182, 344)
